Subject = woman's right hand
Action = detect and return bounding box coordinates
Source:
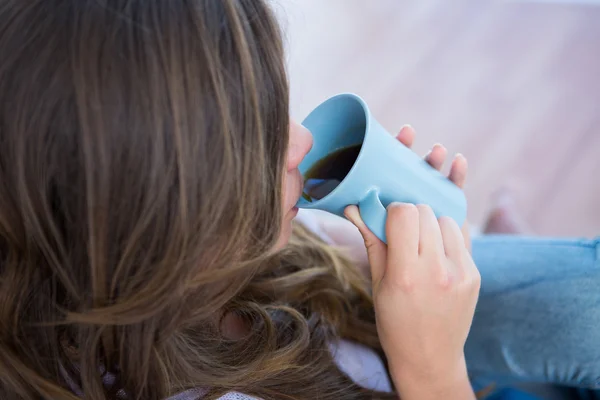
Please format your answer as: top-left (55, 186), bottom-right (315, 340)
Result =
top-left (345, 203), bottom-right (480, 399)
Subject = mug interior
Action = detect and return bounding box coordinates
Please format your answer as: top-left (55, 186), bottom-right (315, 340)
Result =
top-left (297, 94), bottom-right (369, 205)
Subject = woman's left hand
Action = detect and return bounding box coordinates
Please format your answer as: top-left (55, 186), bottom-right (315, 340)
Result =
top-left (314, 125), bottom-right (471, 278)
top-left (395, 125), bottom-right (471, 252)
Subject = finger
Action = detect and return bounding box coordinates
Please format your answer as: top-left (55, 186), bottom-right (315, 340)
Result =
top-left (344, 205), bottom-right (387, 286)
top-left (425, 144), bottom-right (447, 171)
top-left (461, 222), bottom-right (472, 254)
top-left (438, 216), bottom-right (466, 263)
top-left (464, 253), bottom-right (481, 286)
top-left (416, 204), bottom-right (444, 257)
top-left (386, 203), bottom-right (419, 281)
top-left (448, 153), bottom-right (468, 188)
top-left (469, 256), bottom-right (482, 290)
top-left (396, 125), bottom-right (415, 148)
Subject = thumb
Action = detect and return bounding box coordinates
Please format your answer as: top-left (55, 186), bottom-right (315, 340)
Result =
top-left (344, 205), bottom-right (387, 287)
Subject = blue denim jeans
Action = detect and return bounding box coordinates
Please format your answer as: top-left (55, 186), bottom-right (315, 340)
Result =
top-left (466, 236), bottom-right (600, 392)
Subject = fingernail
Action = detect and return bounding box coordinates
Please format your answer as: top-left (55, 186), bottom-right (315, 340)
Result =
top-left (387, 201), bottom-right (408, 210)
top-left (344, 206), bottom-right (357, 223)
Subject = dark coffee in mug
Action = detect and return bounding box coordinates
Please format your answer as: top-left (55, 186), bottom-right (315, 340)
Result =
top-left (302, 143), bottom-right (362, 202)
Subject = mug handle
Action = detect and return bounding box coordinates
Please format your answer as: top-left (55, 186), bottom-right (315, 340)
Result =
top-left (358, 189), bottom-right (388, 244)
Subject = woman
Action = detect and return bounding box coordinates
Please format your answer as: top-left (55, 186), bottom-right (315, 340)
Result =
top-left (0, 1), bottom-right (478, 399)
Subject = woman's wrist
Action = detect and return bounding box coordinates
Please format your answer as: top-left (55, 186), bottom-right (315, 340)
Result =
top-left (390, 358), bottom-right (475, 400)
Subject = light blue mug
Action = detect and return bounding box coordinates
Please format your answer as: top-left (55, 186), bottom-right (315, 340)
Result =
top-left (296, 93), bottom-right (467, 243)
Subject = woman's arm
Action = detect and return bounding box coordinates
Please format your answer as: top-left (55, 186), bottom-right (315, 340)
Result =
top-left (391, 362), bottom-right (475, 400)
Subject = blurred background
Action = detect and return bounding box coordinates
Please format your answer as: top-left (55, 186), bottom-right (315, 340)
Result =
top-left (277, 0), bottom-right (600, 237)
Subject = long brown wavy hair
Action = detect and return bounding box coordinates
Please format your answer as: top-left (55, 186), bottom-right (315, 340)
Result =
top-left (0, 1), bottom-right (393, 399)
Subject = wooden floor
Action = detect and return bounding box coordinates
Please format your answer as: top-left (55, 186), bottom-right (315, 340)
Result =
top-left (280, 0), bottom-right (600, 237)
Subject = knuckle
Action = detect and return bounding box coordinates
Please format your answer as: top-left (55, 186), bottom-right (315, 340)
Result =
top-left (436, 271), bottom-right (452, 290)
top-left (399, 278), bottom-right (415, 292)
top-left (358, 233), bottom-right (370, 248)
top-left (429, 259), bottom-right (452, 288)
top-left (473, 273), bottom-right (482, 290)
top-left (469, 261), bottom-right (481, 282)
top-left (466, 270), bottom-right (481, 291)
top-left (364, 238), bottom-right (382, 253)
top-left (390, 273), bottom-right (415, 292)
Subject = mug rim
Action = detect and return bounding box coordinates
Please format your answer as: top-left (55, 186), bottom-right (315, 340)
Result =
top-left (299, 92), bottom-right (372, 207)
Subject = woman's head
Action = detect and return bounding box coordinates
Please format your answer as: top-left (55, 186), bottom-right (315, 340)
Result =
top-left (1, 0), bottom-right (289, 395)
top-left (0, 1), bottom-right (384, 399)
